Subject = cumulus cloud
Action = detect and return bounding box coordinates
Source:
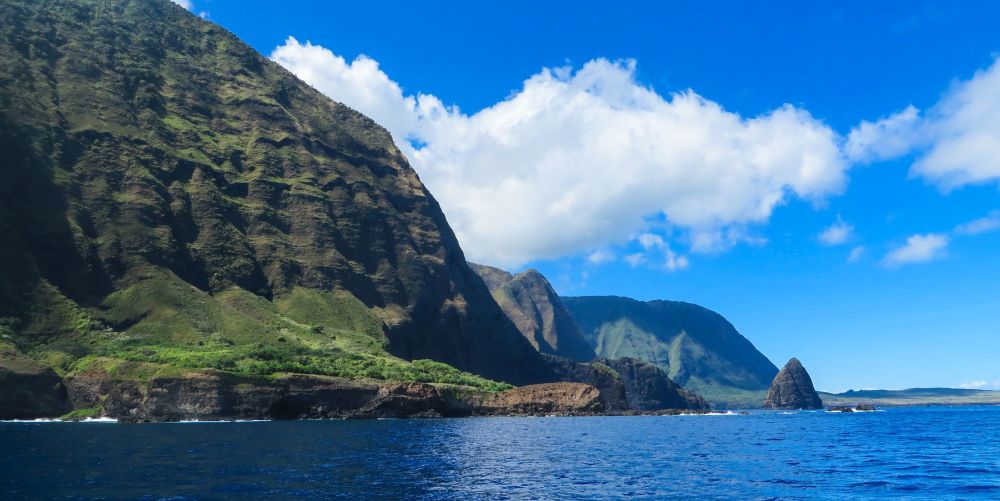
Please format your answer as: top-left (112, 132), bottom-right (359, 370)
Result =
top-left (847, 57), bottom-right (1000, 190)
top-left (954, 210), bottom-right (1000, 236)
top-left (818, 216), bottom-right (854, 246)
top-left (846, 105), bottom-right (921, 163)
top-left (271, 38), bottom-right (419, 138)
top-left (882, 233), bottom-right (949, 267)
top-left (271, 38), bottom-right (849, 266)
top-left (847, 246), bottom-right (865, 263)
top-left (170, 0), bottom-right (193, 10)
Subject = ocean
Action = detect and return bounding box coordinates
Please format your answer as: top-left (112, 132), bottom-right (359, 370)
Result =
top-left (2, 406), bottom-right (998, 499)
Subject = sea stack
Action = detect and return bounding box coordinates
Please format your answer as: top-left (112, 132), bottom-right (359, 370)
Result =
top-left (763, 358), bottom-right (823, 409)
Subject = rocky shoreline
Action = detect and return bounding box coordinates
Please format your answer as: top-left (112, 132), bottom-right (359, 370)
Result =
top-left (1, 361), bottom-right (709, 422)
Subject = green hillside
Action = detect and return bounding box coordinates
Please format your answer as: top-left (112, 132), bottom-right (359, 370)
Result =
top-left (0, 0), bottom-right (553, 391)
top-left (563, 296), bottom-right (779, 407)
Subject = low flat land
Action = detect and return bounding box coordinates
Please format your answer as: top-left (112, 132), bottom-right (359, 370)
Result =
top-left (819, 388), bottom-right (1000, 407)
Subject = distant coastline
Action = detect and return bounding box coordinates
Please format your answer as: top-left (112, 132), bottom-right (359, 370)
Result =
top-left (819, 388), bottom-right (1000, 407)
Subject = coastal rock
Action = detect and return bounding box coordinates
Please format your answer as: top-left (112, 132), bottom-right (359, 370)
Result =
top-left (541, 355), bottom-right (629, 410)
top-left (472, 383), bottom-right (604, 416)
top-left (62, 369), bottom-right (612, 421)
top-left (0, 344), bottom-right (72, 419)
top-left (65, 370), bottom-right (441, 422)
top-left (542, 355), bottom-right (710, 411)
top-left (763, 358), bottom-right (823, 410)
top-left (598, 358), bottom-right (709, 411)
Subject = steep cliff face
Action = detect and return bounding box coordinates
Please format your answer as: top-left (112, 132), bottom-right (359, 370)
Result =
top-left (470, 263), bottom-right (596, 362)
top-left (470, 265), bottom-right (708, 411)
top-left (0, 0), bottom-right (550, 386)
top-left (763, 358), bottom-right (823, 410)
top-left (63, 368), bottom-right (610, 422)
top-left (0, 343), bottom-right (72, 419)
top-left (563, 296), bottom-right (778, 406)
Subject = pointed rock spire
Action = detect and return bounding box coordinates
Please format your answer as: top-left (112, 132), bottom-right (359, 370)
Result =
top-left (763, 358), bottom-right (823, 409)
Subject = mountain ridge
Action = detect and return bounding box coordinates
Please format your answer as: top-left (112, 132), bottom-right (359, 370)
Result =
top-left (562, 295), bottom-right (779, 406)
top-left (469, 263), bottom-right (596, 362)
top-left (0, 0), bottom-right (554, 390)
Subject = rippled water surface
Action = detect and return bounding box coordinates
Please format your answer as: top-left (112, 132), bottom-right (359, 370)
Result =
top-left (2, 406), bottom-right (999, 499)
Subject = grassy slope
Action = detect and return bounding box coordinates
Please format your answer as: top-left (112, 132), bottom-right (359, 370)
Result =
top-left (5, 270), bottom-right (510, 391)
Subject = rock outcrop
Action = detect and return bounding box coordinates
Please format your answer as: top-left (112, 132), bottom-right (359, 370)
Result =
top-left (763, 358), bottom-right (823, 410)
top-left (0, 344), bottom-right (72, 419)
top-left (61, 369), bottom-right (611, 421)
top-left (598, 358), bottom-right (709, 411)
top-left (471, 383), bottom-right (604, 416)
top-left (471, 264), bottom-right (596, 362)
top-left (540, 355), bottom-right (629, 410)
top-left (540, 355), bottom-right (709, 411)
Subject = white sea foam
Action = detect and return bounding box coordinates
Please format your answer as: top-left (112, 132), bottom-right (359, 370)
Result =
top-left (80, 417), bottom-right (118, 423)
top-left (174, 419), bottom-right (270, 423)
top-left (1, 417), bottom-right (118, 423)
top-left (672, 411), bottom-right (741, 417)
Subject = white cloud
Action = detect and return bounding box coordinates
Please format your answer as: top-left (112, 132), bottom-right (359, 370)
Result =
top-left (634, 232), bottom-right (689, 271)
top-left (818, 216), bottom-right (854, 246)
top-left (586, 250), bottom-right (616, 265)
top-left (847, 57), bottom-right (1000, 190)
top-left (663, 249), bottom-right (690, 272)
top-left (954, 210), bottom-right (1000, 236)
top-left (623, 253), bottom-right (647, 268)
top-left (847, 246), bottom-right (865, 263)
top-left (271, 38), bottom-right (419, 139)
top-left (272, 39), bottom-right (849, 267)
top-left (882, 233), bottom-right (949, 267)
top-left (637, 232), bottom-right (667, 250)
top-left (959, 380), bottom-right (988, 389)
top-left (846, 105), bottom-right (921, 163)
top-left (170, 0), bottom-right (193, 10)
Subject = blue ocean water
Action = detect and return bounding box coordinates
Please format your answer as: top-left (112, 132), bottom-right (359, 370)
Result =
top-left (1, 406), bottom-right (999, 499)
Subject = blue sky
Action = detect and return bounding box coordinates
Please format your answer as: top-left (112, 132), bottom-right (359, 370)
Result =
top-left (186, 0), bottom-right (1000, 392)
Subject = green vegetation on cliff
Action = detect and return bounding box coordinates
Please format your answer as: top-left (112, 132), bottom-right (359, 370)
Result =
top-left (0, 0), bottom-right (544, 391)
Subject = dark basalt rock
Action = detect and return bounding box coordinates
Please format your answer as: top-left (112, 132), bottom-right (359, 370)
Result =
top-left (61, 369), bottom-right (607, 422)
top-left (763, 358), bottom-right (823, 410)
top-left (470, 383), bottom-right (605, 416)
top-left (541, 355), bottom-right (709, 411)
top-left (540, 354), bottom-right (629, 410)
top-left (0, 345), bottom-right (72, 419)
top-left (598, 357), bottom-right (709, 411)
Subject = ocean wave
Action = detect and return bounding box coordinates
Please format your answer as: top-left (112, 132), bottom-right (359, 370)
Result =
top-left (173, 419), bottom-right (270, 423)
top-left (1, 417), bottom-right (118, 423)
top-left (673, 411), bottom-right (741, 416)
